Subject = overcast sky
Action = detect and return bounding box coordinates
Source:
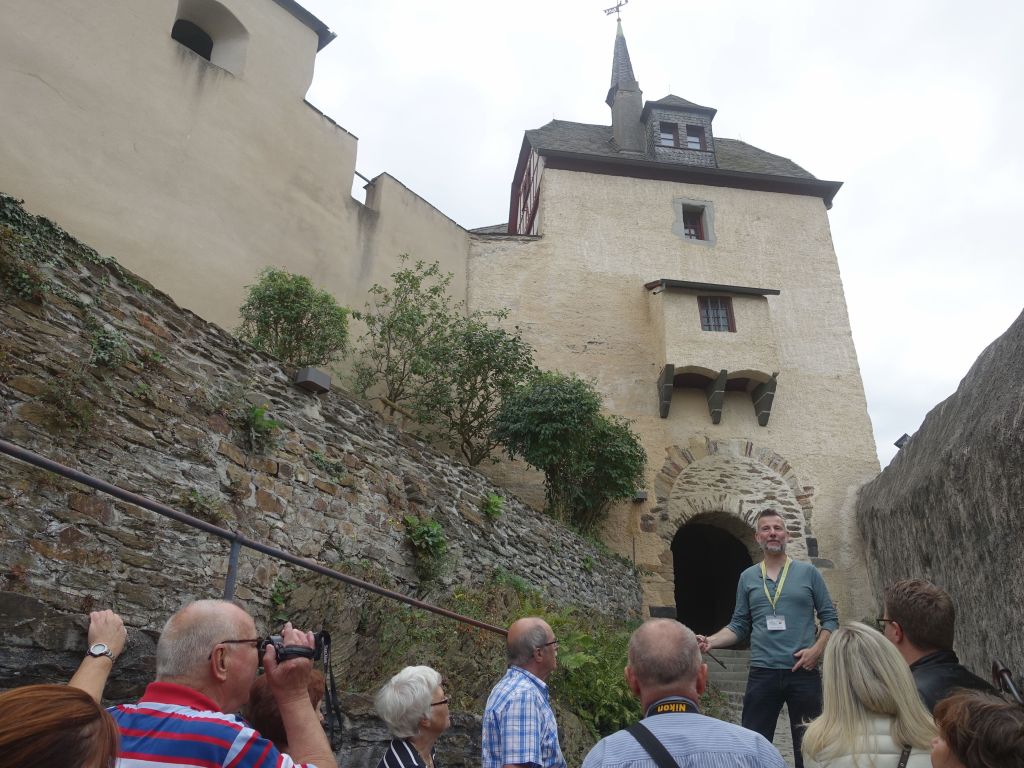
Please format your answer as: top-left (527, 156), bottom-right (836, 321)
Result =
top-left (299, 0), bottom-right (1023, 467)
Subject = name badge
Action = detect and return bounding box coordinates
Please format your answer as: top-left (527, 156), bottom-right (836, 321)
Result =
top-left (766, 615), bottom-right (787, 631)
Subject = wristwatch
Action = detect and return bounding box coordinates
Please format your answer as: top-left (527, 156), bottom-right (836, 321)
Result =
top-left (87, 642), bottom-right (115, 661)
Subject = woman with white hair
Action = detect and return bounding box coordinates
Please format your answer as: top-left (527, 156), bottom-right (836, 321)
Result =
top-left (802, 622), bottom-right (936, 767)
top-left (375, 665), bottom-right (451, 768)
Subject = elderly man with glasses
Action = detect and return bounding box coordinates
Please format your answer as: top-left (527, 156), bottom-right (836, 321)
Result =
top-left (482, 617), bottom-right (566, 768)
top-left (109, 599), bottom-right (335, 768)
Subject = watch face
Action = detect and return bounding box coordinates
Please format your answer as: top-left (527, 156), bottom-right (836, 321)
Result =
top-left (90, 643), bottom-right (110, 655)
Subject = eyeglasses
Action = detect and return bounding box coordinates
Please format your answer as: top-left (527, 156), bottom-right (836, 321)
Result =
top-left (431, 698), bottom-right (450, 707)
top-left (207, 638), bottom-right (262, 660)
top-left (875, 618), bottom-right (899, 632)
top-left (539, 639), bottom-right (559, 649)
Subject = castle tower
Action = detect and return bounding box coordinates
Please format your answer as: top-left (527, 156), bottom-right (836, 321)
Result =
top-left (472, 23), bottom-right (880, 623)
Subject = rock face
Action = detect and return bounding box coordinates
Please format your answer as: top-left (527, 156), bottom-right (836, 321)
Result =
top-left (856, 308), bottom-right (1024, 677)
top-left (0, 194), bottom-right (642, 709)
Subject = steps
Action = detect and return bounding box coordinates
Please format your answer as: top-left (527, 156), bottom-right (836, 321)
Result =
top-left (703, 649), bottom-right (797, 767)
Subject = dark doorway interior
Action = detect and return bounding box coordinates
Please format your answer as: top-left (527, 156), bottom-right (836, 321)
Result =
top-left (672, 522), bottom-right (753, 635)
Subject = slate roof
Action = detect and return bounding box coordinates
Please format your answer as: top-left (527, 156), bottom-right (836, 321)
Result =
top-left (644, 94), bottom-right (717, 115)
top-left (524, 120), bottom-right (815, 180)
top-left (470, 223), bottom-right (511, 234)
top-left (606, 20), bottom-right (639, 106)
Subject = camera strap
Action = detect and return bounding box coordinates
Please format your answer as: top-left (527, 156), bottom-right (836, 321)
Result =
top-left (319, 630), bottom-right (345, 748)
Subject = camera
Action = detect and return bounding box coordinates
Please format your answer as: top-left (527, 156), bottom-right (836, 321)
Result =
top-left (262, 630), bottom-right (326, 663)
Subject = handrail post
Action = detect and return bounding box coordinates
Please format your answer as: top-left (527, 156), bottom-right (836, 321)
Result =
top-left (223, 537), bottom-right (242, 600)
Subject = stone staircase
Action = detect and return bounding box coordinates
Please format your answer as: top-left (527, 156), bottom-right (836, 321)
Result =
top-left (705, 649), bottom-right (796, 767)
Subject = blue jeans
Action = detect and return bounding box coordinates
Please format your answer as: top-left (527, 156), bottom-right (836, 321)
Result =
top-left (741, 667), bottom-right (822, 768)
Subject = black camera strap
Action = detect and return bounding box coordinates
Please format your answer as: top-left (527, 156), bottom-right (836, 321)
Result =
top-left (319, 630), bottom-right (345, 749)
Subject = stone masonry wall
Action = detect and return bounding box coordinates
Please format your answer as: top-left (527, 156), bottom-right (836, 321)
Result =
top-left (0, 195), bottom-right (642, 699)
top-left (856, 308), bottom-right (1024, 676)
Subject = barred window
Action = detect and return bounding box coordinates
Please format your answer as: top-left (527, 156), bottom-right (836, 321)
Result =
top-left (698, 296), bottom-right (735, 332)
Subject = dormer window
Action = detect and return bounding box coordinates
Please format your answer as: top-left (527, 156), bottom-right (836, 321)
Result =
top-left (659, 122), bottom-right (679, 147)
top-left (685, 125), bottom-right (706, 150)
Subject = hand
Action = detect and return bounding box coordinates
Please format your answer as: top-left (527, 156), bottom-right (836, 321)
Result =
top-left (264, 622), bottom-right (314, 702)
top-left (88, 610), bottom-right (127, 659)
top-left (792, 645), bottom-right (822, 671)
top-left (696, 634), bottom-right (711, 654)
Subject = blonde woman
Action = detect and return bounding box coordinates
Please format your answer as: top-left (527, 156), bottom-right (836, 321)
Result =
top-left (803, 622), bottom-right (936, 768)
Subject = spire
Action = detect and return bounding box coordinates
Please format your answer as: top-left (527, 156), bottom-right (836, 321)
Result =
top-left (605, 20), bottom-right (644, 152)
top-left (606, 20), bottom-right (638, 107)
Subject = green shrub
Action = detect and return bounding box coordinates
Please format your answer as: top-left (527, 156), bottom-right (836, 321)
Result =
top-left (0, 226), bottom-right (49, 302)
top-left (493, 372), bottom-right (647, 533)
top-left (237, 405), bottom-right (280, 454)
top-left (89, 325), bottom-right (133, 368)
top-left (403, 514), bottom-right (447, 580)
top-left (481, 492), bottom-right (504, 519)
top-left (237, 267), bottom-right (349, 368)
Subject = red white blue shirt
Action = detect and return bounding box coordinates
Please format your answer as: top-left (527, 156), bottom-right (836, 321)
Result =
top-left (109, 681), bottom-right (319, 768)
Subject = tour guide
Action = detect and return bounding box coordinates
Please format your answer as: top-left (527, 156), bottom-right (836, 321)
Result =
top-left (697, 509), bottom-right (838, 768)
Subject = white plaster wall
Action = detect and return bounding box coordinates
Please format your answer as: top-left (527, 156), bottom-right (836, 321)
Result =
top-left (0, 0), bottom-right (468, 331)
top-left (469, 168), bottom-right (880, 619)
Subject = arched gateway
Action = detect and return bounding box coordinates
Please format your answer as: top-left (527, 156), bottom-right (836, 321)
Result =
top-left (643, 439), bottom-right (825, 626)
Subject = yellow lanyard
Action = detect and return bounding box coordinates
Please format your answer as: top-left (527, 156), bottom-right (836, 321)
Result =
top-left (761, 558), bottom-right (791, 613)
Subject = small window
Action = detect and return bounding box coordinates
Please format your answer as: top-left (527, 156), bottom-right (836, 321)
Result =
top-left (683, 209), bottom-right (704, 240)
top-left (171, 19), bottom-right (213, 61)
top-left (698, 297), bottom-right (735, 332)
top-left (685, 125), bottom-right (706, 150)
top-left (659, 122), bottom-right (679, 147)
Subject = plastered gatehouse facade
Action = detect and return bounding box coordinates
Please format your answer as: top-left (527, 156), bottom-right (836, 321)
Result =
top-left (0, 2), bottom-right (880, 622)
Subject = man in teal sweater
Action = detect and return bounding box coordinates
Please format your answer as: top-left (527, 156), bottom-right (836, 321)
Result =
top-left (697, 509), bottom-right (838, 768)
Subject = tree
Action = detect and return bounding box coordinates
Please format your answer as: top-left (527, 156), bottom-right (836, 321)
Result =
top-left (351, 256), bottom-right (457, 410)
top-left (415, 311), bottom-right (536, 466)
top-left (236, 268), bottom-right (349, 368)
top-left (494, 372), bottom-right (647, 533)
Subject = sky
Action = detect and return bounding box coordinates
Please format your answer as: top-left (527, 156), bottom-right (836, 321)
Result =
top-left (298, 0), bottom-right (1024, 467)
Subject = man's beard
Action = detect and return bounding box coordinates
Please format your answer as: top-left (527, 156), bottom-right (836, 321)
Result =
top-left (760, 540), bottom-right (787, 554)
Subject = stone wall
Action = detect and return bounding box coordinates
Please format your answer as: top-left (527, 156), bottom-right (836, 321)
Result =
top-left (856, 308), bottom-right (1024, 676)
top-left (0, 195), bottom-right (642, 700)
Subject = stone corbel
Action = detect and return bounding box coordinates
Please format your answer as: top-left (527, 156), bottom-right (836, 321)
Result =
top-left (752, 372), bottom-right (779, 426)
top-left (706, 369), bottom-right (727, 424)
top-left (657, 364), bottom-right (675, 418)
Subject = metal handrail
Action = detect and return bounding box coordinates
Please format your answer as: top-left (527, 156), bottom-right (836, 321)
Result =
top-left (0, 438), bottom-right (507, 636)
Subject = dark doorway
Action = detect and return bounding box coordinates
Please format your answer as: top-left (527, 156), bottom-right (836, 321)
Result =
top-left (672, 521), bottom-right (753, 635)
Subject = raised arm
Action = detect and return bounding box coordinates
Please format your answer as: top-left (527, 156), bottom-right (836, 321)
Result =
top-left (265, 622), bottom-right (337, 768)
top-left (69, 610), bottom-right (127, 703)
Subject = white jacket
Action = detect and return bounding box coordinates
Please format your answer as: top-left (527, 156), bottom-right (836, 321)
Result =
top-left (803, 715), bottom-right (931, 768)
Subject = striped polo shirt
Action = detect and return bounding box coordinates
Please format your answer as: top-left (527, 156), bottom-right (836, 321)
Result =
top-left (110, 681), bottom-right (318, 768)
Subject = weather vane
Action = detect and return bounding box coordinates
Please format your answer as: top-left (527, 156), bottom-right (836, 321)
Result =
top-left (603, 0), bottom-right (628, 21)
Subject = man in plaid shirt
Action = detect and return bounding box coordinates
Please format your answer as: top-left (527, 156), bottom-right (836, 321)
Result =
top-left (482, 617), bottom-right (566, 768)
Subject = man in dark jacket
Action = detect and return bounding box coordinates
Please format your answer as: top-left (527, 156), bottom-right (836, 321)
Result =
top-left (880, 578), bottom-right (995, 712)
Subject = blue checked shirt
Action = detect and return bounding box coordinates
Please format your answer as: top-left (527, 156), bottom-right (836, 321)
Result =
top-left (482, 667), bottom-right (566, 768)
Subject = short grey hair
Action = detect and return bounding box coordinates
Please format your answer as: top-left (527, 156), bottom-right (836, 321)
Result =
top-left (155, 599), bottom-right (246, 679)
top-left (507, 623), bottom-right (549, 667)
top-left (374, 666), bottom-right (442, 739)
top-left (628, 619), bottom-right (700, 687)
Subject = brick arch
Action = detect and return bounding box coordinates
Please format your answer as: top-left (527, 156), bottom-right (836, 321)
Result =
top-left (642, 438), bottom-right (818, 562)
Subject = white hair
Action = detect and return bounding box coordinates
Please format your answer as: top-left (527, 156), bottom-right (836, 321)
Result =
top-left (374, 666), bottom-right (442, 739)
top-left (155, 600), bottom-right (246, 680)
